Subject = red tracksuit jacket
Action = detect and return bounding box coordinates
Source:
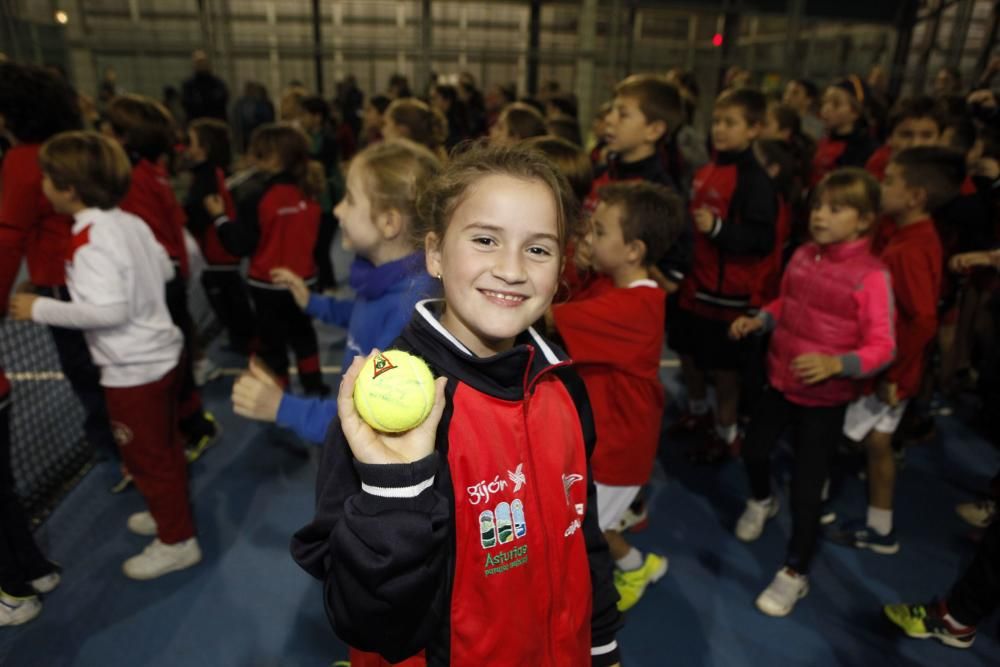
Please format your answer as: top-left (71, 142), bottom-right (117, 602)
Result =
top-left (879, 219), bottom-right (942, 400)
top-left (291, 301), bottom-right (623, 667)
top-left (0, 144), bottom-right (72, 293)
top-left (680, 147), bottom-right (778, 320)
top-left (553, 276), bottom-right (666, 486)
top-left (120, 158), bottom-right (190, 278)
top-left (184, 161), bottom-right (239, 267)
top-left (214, 171), bottom-right (319, 285)
top-left (811, 126), bottom-right (877, 187)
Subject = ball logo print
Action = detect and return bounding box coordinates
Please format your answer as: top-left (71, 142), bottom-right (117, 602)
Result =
top-left (353, 350), bottom-right (436, 433)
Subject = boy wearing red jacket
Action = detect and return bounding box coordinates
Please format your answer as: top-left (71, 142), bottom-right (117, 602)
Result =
top-left (831, 147), bottom-right (963, 554)
top-left (552, 182), bottom-right (685, 612)
top-left (673, 88), bottom-right (778, 463)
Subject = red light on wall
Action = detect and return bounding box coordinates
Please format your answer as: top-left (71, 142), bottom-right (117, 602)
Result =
top-left (712, 33), bottom-right (724, 47)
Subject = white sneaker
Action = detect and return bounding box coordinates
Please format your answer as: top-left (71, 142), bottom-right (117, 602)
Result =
top-left (29, 572), bottom-right (61, 594)
top-left (735, 497), bottom-right (779, 542)
top-left (122, 538), bottom-right (202, 580)
top-left (0, 591), bottom-right (42, 626)
top-left (756, 567), bottom-right (809, 617)
top-left (127, 511), bottom-right (158, 536)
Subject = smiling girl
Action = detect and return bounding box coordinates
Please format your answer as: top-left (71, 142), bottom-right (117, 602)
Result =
top-left (292, 144), bottom-right (623, 666)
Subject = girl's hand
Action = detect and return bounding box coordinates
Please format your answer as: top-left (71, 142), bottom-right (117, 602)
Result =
top-left (9, 293), bottom-right (39, 321)
top-left (203, 193), bottom-right (226, 218)
top-left (729, 315), bottom-right (763, 339)
top-left (232, 358), bottom-right (284, 422)
top-left (337, 352), bottom-right (448, 465)
top-left (270, 267), bottom-right (310, 309)
top-left (693, 207), bottom-right (715, 234)
top-left (791, 353), bottom-right (843, 384)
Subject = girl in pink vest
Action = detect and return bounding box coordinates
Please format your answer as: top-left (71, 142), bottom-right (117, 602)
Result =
top-left (729, 168), bottom-right (896, 618)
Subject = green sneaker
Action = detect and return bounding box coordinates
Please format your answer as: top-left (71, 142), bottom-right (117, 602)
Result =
top-left (614, 552), bottom-right (669, 612)
top-left (185, 411), bottom-right (221, 463)
top-left (884, 601), bottom-right (976, 649)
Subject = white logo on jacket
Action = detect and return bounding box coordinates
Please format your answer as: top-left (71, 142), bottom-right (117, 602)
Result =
top-left (507, 463), bottom-right (526, 492)
top-left (562, 473), bottom-right (584, 504)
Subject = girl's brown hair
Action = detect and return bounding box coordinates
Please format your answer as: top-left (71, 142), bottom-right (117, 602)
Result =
top-left (40, 130), bottom-right (132, 209)
top-left (248, 123), bottom-right (323, 198)
top-left (189, 117), bottom-right (232, 169)
top-left (386, 98), bottom-right (448, 155)
top-left (414, 142), bottom-right (578, 254)
top-left (353, 138), bottom-right (442, 225)
top-left (106, 93), bottom-right (174, 161)
top-left (812, 167), bottom-right (881, 231)
top-left (500, 102), bottom-right (547, 141)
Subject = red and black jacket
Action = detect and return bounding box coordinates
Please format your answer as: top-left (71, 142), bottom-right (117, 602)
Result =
top-left (811, 126), bottom-right (877, 187)
top-left (120, 158), bottom-right (190, 279)
top-left (213, 171), bottom-right (320, 286)
top-left (291, 301), bottom-right (623, 667)
top-left (0, 144), bottom-right (72, 295)
top-left (586, 152), bottom-right (691, 285)
top-left (680, 147), bottom-right (778, 320)
top-left (184, 161), bottom-right (240, 268)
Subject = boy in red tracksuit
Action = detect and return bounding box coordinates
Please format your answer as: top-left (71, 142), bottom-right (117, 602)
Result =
top-left (183, 118), bottom-right (256, 355)
top-left (108, 94), bottom-right (219, 463)
top-left (585, 73), bottom-right (690, 291)
top-left (552, 182), bottom-right (684, 613)
top-left (829, 147), bottom-right (962, 554)
top-left (673, 88), bottom-right (778, 463)
top-left (811, 76), bottom-right (877, 187)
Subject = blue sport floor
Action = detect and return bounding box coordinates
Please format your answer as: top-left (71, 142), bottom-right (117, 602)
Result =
top-left (1, 329), bottom-right (998, 666)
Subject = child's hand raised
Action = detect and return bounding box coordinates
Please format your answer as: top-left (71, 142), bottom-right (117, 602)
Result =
top-left (203, 194), bottom-right (226, 218)
top-left (270, 267), bottom-right (310, 309)
top-left (693, 207), bottom-right (716, 234)
top-left (729, 315), bottom-right (762, 339)
top-left (337, 352), bottom-right (447, 465)
top-left (232, 357), bottom-right (284, 422)
top-left (790, 353), bottom-right (843, 385)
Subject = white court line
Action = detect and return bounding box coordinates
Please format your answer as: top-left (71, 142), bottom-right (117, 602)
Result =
top-left (7, 358), bottom-right (681, 382)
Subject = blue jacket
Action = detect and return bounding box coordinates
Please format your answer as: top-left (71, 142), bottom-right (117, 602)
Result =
top-left (275, 252), bottom-right (437, 443)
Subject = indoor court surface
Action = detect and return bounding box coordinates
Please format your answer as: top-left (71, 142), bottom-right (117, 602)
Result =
top-left (1, 331), bottom-right (996, 667)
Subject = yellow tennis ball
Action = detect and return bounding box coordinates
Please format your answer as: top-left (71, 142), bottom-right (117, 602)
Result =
top-left (353, 350), bottom-right (436, 433)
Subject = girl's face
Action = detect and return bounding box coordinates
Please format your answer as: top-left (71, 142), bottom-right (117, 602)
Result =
top-left (810, 194), bottom-right (871, 246)
top-left (186, 129), bottom-right (207, 163)
top-left (488, 115), bottom-right (512, 146)
top-left (363, 104), bottom-right (383, 132)
top-left (820, 88), bottom-right (859, 132)
top-left (334, 160), bottom-right (381, 259)
top-left (711, 105), bottom-right (758, 152)
top-left (761, 110), bottom-right (789, 141)
top-left (426, 174), bottom-right (561, 357)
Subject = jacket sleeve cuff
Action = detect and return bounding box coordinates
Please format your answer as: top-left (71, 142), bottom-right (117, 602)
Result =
top-left (212, 214), bottom-right (230, 228)
top-left (840, 353), bottom-right (862, 377)
top-left (354, 453), bottom-right (438, 512)
top-left (756, 311), bottom-right (775, 333)
top-left (591, 640), bottom-right (620, 667)
top-left (708, 216), bottom-right (723, 238)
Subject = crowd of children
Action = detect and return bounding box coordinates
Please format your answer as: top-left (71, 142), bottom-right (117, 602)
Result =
top-left (1, 54), bottom-right (999, 663)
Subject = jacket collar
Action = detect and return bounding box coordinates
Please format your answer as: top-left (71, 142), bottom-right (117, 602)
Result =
top-left (399, 299), bottom-right (568, 401)
top-left (805, 237), bottom-right (873, 261)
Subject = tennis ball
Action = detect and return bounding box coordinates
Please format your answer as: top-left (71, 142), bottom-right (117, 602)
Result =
top-left (353, 350), bottom-right (436, 433)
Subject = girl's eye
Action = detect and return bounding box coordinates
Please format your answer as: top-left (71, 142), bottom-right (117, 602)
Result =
top-left (472, 236), bottom-right (496, 247)
top-left (527, 245), bottom-right (553, 257)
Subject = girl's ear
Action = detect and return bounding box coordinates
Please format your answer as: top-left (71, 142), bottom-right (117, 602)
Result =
top-left (425, 231), bottom-right (443, 278)
top-left (626, 239), bottom-right (648, 266)
top-left (377, 208), bottom-right (405, 241)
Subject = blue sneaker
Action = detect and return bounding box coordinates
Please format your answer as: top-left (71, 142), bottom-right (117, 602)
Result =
top-left (827, 519), bottom-right (899, 554)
